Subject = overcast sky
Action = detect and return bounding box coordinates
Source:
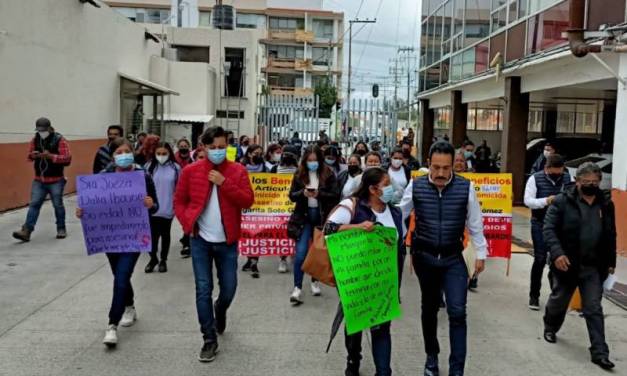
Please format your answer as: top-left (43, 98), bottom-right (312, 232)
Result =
top-left (323, 0), bottom-right (422, 99)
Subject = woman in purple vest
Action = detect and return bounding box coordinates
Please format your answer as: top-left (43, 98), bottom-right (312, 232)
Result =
top-left (325, 168), bottom-right (405, 376)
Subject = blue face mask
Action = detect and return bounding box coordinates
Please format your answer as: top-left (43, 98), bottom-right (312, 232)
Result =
top-left (380, 185), bottom-right (395, 203)
top-left (324, 158), bottom-right (336, 166)
top-left (114, 153), bottom-right (134, 168)
top-left (464, 151), bottom-right (473, 159)
top-left (307, 161), bottom-right (319, 171)
top-left (208, 149), bottom-right (227, 165)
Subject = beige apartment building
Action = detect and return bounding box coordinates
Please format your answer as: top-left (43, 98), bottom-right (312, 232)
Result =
top-left (104, 0), bottom-right (344, 96)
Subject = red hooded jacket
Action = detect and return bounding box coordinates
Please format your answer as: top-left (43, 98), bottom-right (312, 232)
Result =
top-left (174, 159), bottom-right (254, 245)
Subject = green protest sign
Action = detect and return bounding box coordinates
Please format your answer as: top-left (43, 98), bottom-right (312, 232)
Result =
top-left (326, 226), bottom-right (402, 335)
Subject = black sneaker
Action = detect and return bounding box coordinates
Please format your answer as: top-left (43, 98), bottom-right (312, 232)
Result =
top-left (242, 258), bottom-right (253, 272)
top-left (424, 354), bottom-right (439, 376)
top-left (180, 247), bottom-right (191, 258)
top-left (198, 341), bottom-right (219, 362)
top-left (158, 260), bottom-right (167, 273)
top-left (145, 259), bottom-right (158, 273)
top-left (344, 360), bottom-right (360, 376)
top-left (251, 263), bottom-right (260, 279)
top-left (56, 229), bottom-right (67, 239)
top-left (529, 297), bottom-right (540, 311)
top-left (468, 276), bottom-right (478, 290)
top-left (214, 302), bottom-right (226, 335)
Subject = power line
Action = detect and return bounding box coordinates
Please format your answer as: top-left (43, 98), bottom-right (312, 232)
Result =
top-left (354, 0), bottom-right (384, 72)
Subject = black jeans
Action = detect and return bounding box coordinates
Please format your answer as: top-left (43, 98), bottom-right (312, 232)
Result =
top-left (530, 219), bottom-right (552, 299)
top-left (150, 217), bottom-right (173, 262)
top-left (413, 252), bottom-right (469, 375)
top-left (544, 266), bottom-right (609, 361)
top-left (106, 252), bottom-right (140, 325)
top-left (345, 322), bottom-right (392, 376)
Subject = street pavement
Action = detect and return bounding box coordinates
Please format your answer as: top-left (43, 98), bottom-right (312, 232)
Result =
top-left (0, 196), bottom-right (626, 376)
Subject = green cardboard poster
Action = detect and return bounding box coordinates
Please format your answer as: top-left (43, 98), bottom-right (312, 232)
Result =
top-left (326, 226), bottom-right (402, 335)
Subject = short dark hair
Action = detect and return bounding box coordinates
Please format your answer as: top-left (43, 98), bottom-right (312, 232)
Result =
top-left (429, 141), bottom-right (456, 161)
top-left (137, 132), bottom-right (147, 138)
top-left (545, 154), bottom-right (565, 168)
top-left (201, 126), bottom-right (227, 146)
top-left (107, 125), bottom-right (124, 137)
top-left (391, 147), bottom-right (404, 158)
top-left (365, 151), bottom-right (382, 163)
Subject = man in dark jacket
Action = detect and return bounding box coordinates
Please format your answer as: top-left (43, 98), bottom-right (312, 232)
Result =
top-left (12, 118), bottom-right (72, 242)
top-left (531, 141), bottom-right (556, 174)
top-left (523, 154), bottom-right (572, 310)
top-left (542, 162), bottom-right (616, 370)
top-left (92, 125), bottom-right (124, 174)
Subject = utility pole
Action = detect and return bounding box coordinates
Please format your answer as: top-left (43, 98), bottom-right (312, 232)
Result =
top-left (397, 46), bottom-right (415, 126)
top-left (347, 18), bottom-right (376, 130)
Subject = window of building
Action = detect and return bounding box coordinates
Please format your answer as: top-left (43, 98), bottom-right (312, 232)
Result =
top-left (224, 48), bottom-right (245, 97)
top-left (464, 0), bottom-right (490, 47)
top-left (529, 0), bottom-right (563, 14)
top-left (528, 110), bottom-right (544, 132)
top-left (172, 45), bottom-right (210, 63)
top-left (450, 52), bottom-right (463, 81)
top-left (268, 45), bottom-right (304, 60)
top-left (426, 65), bottom-right (441, 90)
top-left (199, 11), bottom-right (211, 27)
top-left (313, 20), bottom-right (334, 39)
top-left (268, 74), bottom-right (296, 88)
top-left (557, 111), bottom-right (575, 133)
top-left (421, 21), bottom-right (429, 68)
top-left (491, 5), bottom-right (507, 32)
top-left (237, 13), bottom-right (264, 29)
top-left (216, 110), bottom-right (245, 119)
top-left (526, 1), bottom-right (569, 54)
top-left (475, 41), bottom-right (490, 73)
top-left (468, 108), bottom-right (502, 130)
top-left (312, 47), bottom-right (332, 66)
top-left (435, 107), bottom-right (451, 129)
top-left (113, 7), bottom-right (170, 24)
top-left (269, 17), bottom-right (305, 30)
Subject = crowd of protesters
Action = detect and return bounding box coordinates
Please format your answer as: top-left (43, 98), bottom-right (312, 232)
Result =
top-left (11, 118), bottom-right (617, 373)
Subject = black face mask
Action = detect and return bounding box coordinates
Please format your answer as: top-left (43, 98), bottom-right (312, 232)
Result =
top-left (228, 138), bottom-right (236, 146)
top-left (402, 149), bottom-right (411, 157)
top-left (242, 140), bottom-right (250, 146)
top-left (548, 173), bottom-right (562, 181)
top-left (580, 184), bottom-right (600, 197)
top-left (252, 155), bottom-right (264, 165)
top-left (179, 148), bottom-right (189, 156)
top-left (348, 165), bottom-right (361, 175)
top-left (356, 149), bottom-right (367, 156)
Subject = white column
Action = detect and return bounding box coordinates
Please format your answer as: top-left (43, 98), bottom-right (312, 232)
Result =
top-left (612, 53), bottom-right (627, 190)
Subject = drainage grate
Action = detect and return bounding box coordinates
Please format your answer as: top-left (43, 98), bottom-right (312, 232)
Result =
top-left (605, 282), bottom-right (627, 310)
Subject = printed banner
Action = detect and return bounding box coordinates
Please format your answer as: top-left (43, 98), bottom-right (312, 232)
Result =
top-left (410, 172), bottom-right (513, 259)
top-left (327, 227), bottom-right (402, 335)
top-left (76, 171), bottom-right (151, 255)
top-left (238, 173), bottom-right (295, 256)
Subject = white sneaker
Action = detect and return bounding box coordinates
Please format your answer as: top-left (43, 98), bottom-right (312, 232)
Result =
top-left (103, 324), bottom-right (118, 347)
top-left (311, 281), bottom-right (322, 296)
top-left (119, 306), bottom-right (137, 327)
top-left (290, 287), bottom-right (302, 304)
top-left (278, 259), bottom-right (288, 273)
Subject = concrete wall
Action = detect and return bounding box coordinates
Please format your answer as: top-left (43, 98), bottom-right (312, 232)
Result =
top-left (0, 0), bottom-right (161, 210)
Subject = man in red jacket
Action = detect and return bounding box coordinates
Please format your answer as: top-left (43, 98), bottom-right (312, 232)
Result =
top-left (174, 126), bottom-right (254, 363)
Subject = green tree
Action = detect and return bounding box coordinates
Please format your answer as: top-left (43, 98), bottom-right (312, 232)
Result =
top-left (314, 79), bottom-right (337, 119)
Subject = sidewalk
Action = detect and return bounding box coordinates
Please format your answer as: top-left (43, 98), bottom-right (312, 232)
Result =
top-left (0, 199), bottom-right (625, 375)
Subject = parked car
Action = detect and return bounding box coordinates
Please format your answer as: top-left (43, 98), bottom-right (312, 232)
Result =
top-left (565, 153), bottom-right (613, 190)
top-left (526, 137), bottom-right (603, 176)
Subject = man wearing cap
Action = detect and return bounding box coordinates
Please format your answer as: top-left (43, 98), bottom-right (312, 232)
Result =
top-left (12, 118), bottom-right (72, 242)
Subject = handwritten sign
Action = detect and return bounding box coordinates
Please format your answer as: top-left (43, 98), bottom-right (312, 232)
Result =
top-left (326, 227), bottom-right (402, 335)
top-left (76, 171), bottom-right (151, 255)
top-left (239, 173), bottom-right (295, 256)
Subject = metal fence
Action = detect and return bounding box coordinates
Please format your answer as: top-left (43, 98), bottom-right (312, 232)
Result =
top-left (258, 94), bottom-right (320, 144)
top-left (341, 98), bottom-right (399, 152)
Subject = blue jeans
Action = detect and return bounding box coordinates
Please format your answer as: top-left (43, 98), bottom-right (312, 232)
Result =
top-left (413, 252), bottom-right (469, 375)
top-left (106, 252), bottom-right (140, 325)
top-left (293, 208), bottom-right (321, 289)
top-left (345, 322), bottom-right (392, 376)
top-left (190, 237), bottom-right (238, 343)
top-left (24, 179), bottom-right (66, 231)
top-left (530, 219), bottom-right (552, 299)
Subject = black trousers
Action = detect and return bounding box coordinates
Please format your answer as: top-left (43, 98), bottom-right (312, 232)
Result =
top-left (150, 217), bottom-right (173, 261)
top-left (544, 266), bottom-right (609, 360)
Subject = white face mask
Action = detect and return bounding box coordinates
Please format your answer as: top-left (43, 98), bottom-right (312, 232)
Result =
top-left (156, 155), bottom-right (169, 164)
top-left (391, 159), bottom-right (403, 168)
top-left (543, 150), bottom-right (552, 158)
top-left (272, 153), bottom-right (282, 163)
top-left (38, 131), bottom-right (50, 139)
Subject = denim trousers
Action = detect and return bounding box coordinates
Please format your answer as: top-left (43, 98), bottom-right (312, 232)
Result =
top-left (190, 236), bottom-right (238, 343)
top-left (106, 252), bottom-right (140, 325)
top-left (413, 252), bottom-right (469, 374)
top-left (24, 179), bottom-right (66, 231)
top-left (293, 207), bottom-right (321, 289)
top-left (530, 218), bottom-right (552, 299)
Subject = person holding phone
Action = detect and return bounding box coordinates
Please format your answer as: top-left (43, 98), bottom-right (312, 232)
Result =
top-left (287, 146), bottom-right (339, 304)
top-left (77, 137), bottom-right (159, 348)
